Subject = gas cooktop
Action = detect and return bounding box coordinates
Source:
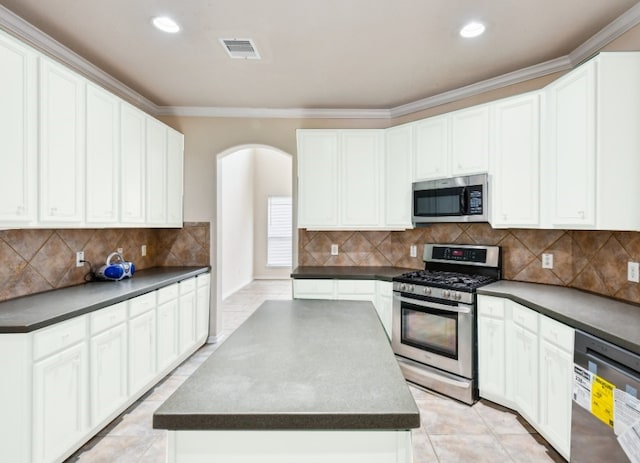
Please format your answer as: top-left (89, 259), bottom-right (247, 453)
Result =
top-left (394, 269), bottom-right (497, 291)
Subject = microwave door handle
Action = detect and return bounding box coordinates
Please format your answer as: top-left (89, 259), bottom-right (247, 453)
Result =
top-left (460, 187), bottom-right (468, 213)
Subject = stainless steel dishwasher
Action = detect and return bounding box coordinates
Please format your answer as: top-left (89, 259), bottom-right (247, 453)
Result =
top-left (571, 330), bottom-right (640, 463)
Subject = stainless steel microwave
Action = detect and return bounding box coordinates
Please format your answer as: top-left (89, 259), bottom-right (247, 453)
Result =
top-left (412, 173), bottom-right (488, 225)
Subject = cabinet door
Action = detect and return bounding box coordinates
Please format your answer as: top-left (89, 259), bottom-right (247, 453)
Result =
top-left (293, 279), bottom-right (335, 299)
top-left (547, 61), bottom-right (596, 227)
top-left (478, 315), bottom-right (506, 401)
top-left (90, 323), bottom-right (127, 427)
top-left (413, 116), bottom-right (449, 180)
top-left (128, 310), bottom-right (156, 395)
top-left (86, 84), bottom-right (119, 224)
top-left (340, 130), bottom-right (383, 227)
top-left (0, 31), bottom-right (37, 224)
top-left (451, 105), bottom-right (490, 176)
top-left (512, 323), bottom-right (539, 423)
top-left (120, 103), bottom-right (146, 223)
top-left (179, 291), bottom-right (197, 354)
top-left (196, 278), bottom-right (211, 343)
top-left (297, 130), bottom-right (339, 228)
top-left (157, 299), bottom-right (180, 371)
top-left (39, 56), bottom-right (85, 224)
top-left (539, 340), bottom-right (572, 460)
top-left (33, 342), bottom-right (89, 463)
top-left (384, 125), bottom-right (413, 229)
top-left (166, 128), bottom-right (184, 227)
top-left (146, 118), bottom-right (167, 224)
top-left (491, 93), bottom-right (540, 227)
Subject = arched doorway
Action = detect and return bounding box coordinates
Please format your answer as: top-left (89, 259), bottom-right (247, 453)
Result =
top-left (215, 144), bottom-right (293, 336)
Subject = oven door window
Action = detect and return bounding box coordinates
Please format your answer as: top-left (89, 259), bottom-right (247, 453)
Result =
top-left (400, 301), bottom-right (458, 359)
top-left (414, 187), bottom-right (463, 217)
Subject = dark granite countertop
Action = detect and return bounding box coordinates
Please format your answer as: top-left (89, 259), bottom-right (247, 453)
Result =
top-left (153, 299), bottom-right (420, 430)
top-left (0, 266), bottom-right (210, 333)
top-left (291, 266), bottom-right (415, 282)
top-left (478, 281), bottom-right (640, 355)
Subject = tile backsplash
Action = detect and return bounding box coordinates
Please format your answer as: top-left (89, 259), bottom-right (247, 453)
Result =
top-left (0, 222), bottom-right (210, 302)
top-left (299, 224), bottom-right (640, 305)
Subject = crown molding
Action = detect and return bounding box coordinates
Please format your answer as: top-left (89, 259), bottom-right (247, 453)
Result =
top-left (569, 2), bottom-right (640, 65)
top-left (0, 5), bottom-right (159, 115)
top-left (156, 105), bottom-right (391, 119)
top-left (1, 3), bottom-right (640, 120)
top-left (389, 56), bottom-right (572, 119)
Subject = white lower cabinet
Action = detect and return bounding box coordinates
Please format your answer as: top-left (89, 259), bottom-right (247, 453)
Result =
top-left (178, 281), bottom-right (198, 354)
top-left (477, 295), bottom-right (573, 461)
top-left (33, 341), bottom-right (89, 463)
top-left (128, 309), bottom-right (157, 397)
top-left (90, 323), bottom-right (128, 427)
top-left (196, 274), bottom-right (211, 343)
top-left (156, 298), bottom-right (180, 373)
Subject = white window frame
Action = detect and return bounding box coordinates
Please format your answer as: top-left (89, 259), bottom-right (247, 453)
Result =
top-left (267, 196), bottom-right (292, 267)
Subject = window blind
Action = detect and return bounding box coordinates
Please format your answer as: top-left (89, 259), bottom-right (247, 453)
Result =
top-left (267, 196), bottom-right (292, 267)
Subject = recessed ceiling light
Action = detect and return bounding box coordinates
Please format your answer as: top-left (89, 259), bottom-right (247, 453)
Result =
top-left (460, 21), bottom-right (485, 38)
top-left (152, 16), bottom-right (180, 34)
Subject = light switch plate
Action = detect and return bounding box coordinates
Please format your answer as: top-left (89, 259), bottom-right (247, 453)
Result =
top-left (331, 244), bottom-right (339, 256)
top-left (628, 262), bottom-right (639, 282)
top-left (542, 253), bottom-right (553, 269)
top-left (410, 245), bottom-right (417, 258)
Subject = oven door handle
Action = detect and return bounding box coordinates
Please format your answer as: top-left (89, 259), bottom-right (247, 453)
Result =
top-left (396, 296), bottom-right (471, 314)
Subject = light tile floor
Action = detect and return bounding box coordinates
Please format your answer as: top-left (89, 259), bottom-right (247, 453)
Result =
top-left (67, 279), bottom-right (564, 462)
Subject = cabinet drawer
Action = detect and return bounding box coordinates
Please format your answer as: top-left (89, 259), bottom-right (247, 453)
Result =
top-left (90, 302), bottom-right (127, 335)
top-left (179, 278), bottom-right (196, 294)
top-left (541, 315), bottom-right (574, 352)
top-left (293, 279), bottom-right (334, 297)
top-left (196, 273), bottom-right (211, 287)
top-left (478, 296), bottom-right (505, 318)
top-left (511, 303), bottom-right (538, 332)
top-left (129, 292), bottom-right (156, 318)
top-left (33, 316), bottom-right (87, 360)
top-left (158, 283), bottom-right (179, 303)
top-left (336, 280), bottom-right (376, 294)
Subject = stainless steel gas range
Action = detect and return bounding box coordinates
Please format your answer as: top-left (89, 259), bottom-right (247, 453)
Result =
top-left (392, 244), bottom-right (501, 404)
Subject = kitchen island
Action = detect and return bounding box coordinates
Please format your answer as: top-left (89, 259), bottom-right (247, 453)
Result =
top-left (153, 299), bottom-right (420, 463)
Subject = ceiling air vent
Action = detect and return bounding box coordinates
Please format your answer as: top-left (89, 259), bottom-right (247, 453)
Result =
top-left (220, 38), bottom-right (261, 60)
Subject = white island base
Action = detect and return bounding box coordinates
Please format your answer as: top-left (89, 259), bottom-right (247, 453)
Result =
top-left (166, 429), bottom-right (413, 463)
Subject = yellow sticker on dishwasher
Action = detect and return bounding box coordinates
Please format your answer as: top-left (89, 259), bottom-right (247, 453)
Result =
top-left (591, 375), bottom-right (615, 427)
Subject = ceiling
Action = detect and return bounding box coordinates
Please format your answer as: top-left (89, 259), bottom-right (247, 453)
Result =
top-left (0, 0), bottom-right (639, 111)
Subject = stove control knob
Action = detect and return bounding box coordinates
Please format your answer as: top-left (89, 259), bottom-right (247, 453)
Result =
top-left (409, 284), bottom-right (415, 292)
top-left (443, 290), bottom-right (450, 299)
top-left (423, 287), bottom-right (431, 296)
top-left (454, 292), bottom-right (461, 301)
top-left (400, 283), bottom-right (407, 292)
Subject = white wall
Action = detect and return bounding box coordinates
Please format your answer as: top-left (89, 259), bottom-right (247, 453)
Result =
top-left (253, 148), bottom-right (293, 279)
top-left (220, 149), bottom-right (255, 299)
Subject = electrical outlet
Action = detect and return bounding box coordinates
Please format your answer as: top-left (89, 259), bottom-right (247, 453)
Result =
top-left (542, 253), bottom-right (553, 269)
top-left (331, 244), bottom-right (339, 256)
top-left (117, 247), bottom-right (124, 254)
top-left (410, 245), bottom-right (417, 258)
top-left (141, 244), bottom-right (147, 256)
top-left (628, 262), bottom-right (639, 283)
top-left (76, 251), bottom-right (84, 267)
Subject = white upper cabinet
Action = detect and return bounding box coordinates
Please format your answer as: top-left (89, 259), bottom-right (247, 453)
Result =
top-left (490, 92), bottom-right (541, 228)
top-left (166, 128), bottom-right (185, 227)
top-left (86, 84), bottom-right (120, 225)
top-left (146, 118), bottom-right (168, 225)
top-left (0, 31), bottom-right (37, 226)
top-left (297, 130), bottom-right (340, 228)
top-left (39, 56), bottom-right (86, 224)
top-left (450, 105), bottom-right (490, 176)
top-left (413, 115), bottom-right (449, 181)
top-left (120, 103), bottom-right (147, 224)
top-left (412, 105), bottom-right (489, 182)
top-left (340, 130), bottom-right (383, 227)
top-left (546, 61), bottom-right (596, 228)
top-left (384, 124), bottom-right (413, 228)
top-left (544, 52), bottom-right (640, 230)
